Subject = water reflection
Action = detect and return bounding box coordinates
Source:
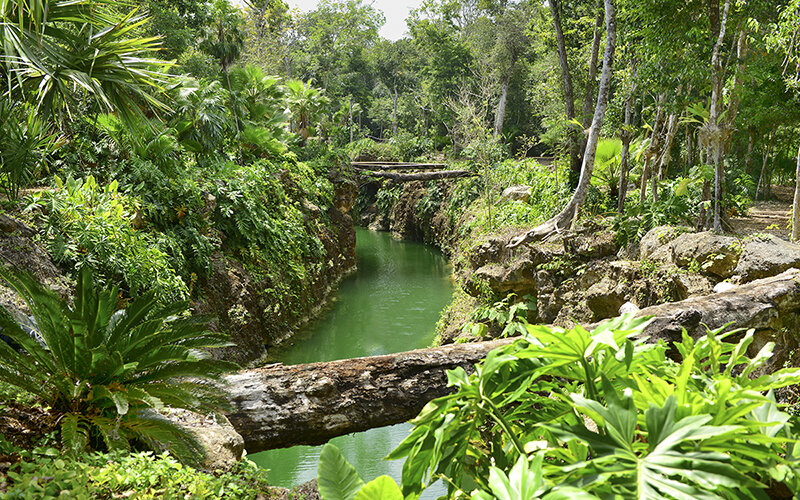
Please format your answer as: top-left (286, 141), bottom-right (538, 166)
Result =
top-left (250, 228), bottom-right (453, 499)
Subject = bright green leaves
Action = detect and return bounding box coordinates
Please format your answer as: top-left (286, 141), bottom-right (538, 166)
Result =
top-left (1, 0), bottom-right (172, 126)
top-left (388, 315), bottom-right (800, 497)
top-left (354, 476), bottom-right (404, 500)
top-left (552, 394), bottom-right (749, 499)
top-left (318, 443), bottom-right (365, 500)
top-left (318, 444), bottom-right (404, 500)
top-left (474, 453), bottom-right (600, 500)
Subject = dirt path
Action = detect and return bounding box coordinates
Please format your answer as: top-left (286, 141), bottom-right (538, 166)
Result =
top-left (730, 185), bottom-right (793, 239)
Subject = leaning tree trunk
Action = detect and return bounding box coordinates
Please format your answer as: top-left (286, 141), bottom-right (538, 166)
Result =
top-left (549, 0), bottom-right (581, 187)
top-left (510, 0), bottom-right (616, 246)
top-left (580, 2), bottom-right (605, 158)
top-left (793, 142), bottom-right (800, 241)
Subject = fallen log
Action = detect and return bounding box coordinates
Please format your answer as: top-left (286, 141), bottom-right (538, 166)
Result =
top-left (223, 339), bottom-right (512, 453)
top-left (353, 168), bottom-right (476, 181)
top-left (224, 269), bottom-right (800, 452)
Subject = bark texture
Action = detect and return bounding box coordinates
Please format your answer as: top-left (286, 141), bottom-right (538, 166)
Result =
top-left (549, 0), bottom-right (581, 183)
top-left (224, 339), bottom-right (513, 452)
top-left (494, 77), bottom-right (510, 138)
top-left (224, 269), bottom-right (800, 452)
top-left (617, 62), bottom-right (636, 213)
top-left (710, 0), bottom-right (732, 231)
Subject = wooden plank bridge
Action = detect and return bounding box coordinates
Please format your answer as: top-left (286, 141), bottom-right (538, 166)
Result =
top-left (350, 160), bottom-right (475, 181)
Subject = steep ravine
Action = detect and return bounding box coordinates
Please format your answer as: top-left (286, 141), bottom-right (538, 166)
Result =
top-left (0, 174), bottom-right (359, 365)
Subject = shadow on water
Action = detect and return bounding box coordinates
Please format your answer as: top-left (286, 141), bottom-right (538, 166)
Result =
top-left (250, 228), bottom-right (453, 498)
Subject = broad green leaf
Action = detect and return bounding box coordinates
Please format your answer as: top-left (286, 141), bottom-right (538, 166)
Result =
top-left (318, 443), bottom-right (365, 500)
top-left (354, 476), bottom-right (403, 500)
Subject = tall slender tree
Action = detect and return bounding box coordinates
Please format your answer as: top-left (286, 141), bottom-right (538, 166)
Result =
top-left (510, 0), bottom-right (617, 245)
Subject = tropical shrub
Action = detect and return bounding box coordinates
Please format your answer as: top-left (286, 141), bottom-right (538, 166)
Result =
top-left (0, 103), bottom-right (61, 200)
top-left (347, 138), bottom-right (401, 162)
top-left (0, 267), bottom-right (236, 460)
top-left (29, 175), bottom-right (188, 302)
top-left (590, 138), bottom-right (623, 198)
top-left (388, 315), bottom-right (800, 498)
top-left (458, 158), bottom-right (565, 237)
top-left (613, 175), bottom-right (699, 248)
top-left (460, 294), bottom-right (536, 339)
top-left (0, 450), bottom-right (273, 499)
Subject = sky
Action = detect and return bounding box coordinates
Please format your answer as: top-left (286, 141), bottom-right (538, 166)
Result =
top-left (284, 0), bottom-right (424, 40)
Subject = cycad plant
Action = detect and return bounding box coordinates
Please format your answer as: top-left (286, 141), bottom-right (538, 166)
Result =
top-left (0, 267), bottom-right (237, 461)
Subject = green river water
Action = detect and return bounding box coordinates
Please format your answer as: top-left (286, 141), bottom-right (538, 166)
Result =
top-left (250, 228), bottom-right (453, 498)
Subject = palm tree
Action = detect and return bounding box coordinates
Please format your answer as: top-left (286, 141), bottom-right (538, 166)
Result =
top-left (286, 79), bottom-right (328, 140)
top-left (0, 0), bottom-right (172, 125)
top-left (200, 0), bottom-right (246, 161)
top-left (0, 0), bottom-right (172, 198)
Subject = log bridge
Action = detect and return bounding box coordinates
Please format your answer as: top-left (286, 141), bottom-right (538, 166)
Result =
top-left (350, 161), bottom-right (476, 182)
top-left (224, 269), bottom-right (800, 453)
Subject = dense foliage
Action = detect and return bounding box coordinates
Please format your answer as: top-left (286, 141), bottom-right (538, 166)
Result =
top-left (0, 267), bottom-right (236, 460)
top-left (0, 450), bottom-right (274, 499)
top-left (3, 0), bottom-right (800, 497)
top-left (385, 316), bottom-right (800, 497)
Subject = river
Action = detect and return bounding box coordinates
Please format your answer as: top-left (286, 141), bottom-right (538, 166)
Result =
top-left (249, 228), bottom-right (453, 498)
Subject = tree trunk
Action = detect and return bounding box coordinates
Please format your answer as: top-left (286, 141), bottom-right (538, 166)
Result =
top-left (224, 68), bottom-right (243, 164)
top-left (510, 0), bottom-right (616, 246)
top-left (225, 339), bottom-right (513, 451)
top-left (349, 98), bottom-right (353, 143)
top-left (493, 76), bottom-right (510, 139)
top-left (710, 0), bottom-right (731, 232)
top-left (580, 2), bottom-right (605, 158)
top-left (652, 112), bottom-right (679, 203)
top-left (793, 142), bottom-right (800, 241)
top-left (756, 132), bottom-right (775, 201)
top-left (687, 124), bottom-right (695, 175)
top-left (745, 130), bottom-right (754, 176)
top-left (225, 269), bottom-right (800, 452)
top-left (549, 0), bottom-right (581, 187)
top-left (658, 113), bottom-right (680, 181)
top-left (639, 94), bottom-right (665, 204)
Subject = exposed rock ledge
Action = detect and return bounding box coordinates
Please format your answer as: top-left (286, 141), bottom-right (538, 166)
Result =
top-left (224, 269), bottom-right (800, 453)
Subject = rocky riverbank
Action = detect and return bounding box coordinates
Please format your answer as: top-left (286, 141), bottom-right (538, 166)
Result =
top-left (356, 179), bottom-right (800, 364)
